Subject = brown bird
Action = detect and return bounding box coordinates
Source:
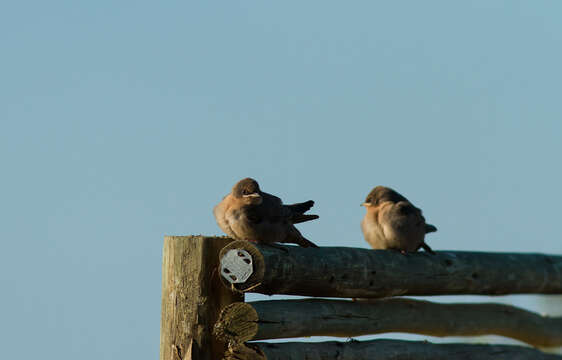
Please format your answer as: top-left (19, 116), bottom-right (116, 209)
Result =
top-left (213, 178), bottom-right (319, 247)
top-left (360, 186), bottom-right (436, 254)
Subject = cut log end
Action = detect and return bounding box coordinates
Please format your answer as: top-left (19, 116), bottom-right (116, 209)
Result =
top-left (214, 302), bottom-right (259, 344)
top-left (218, 240), bottom-right (266, 293)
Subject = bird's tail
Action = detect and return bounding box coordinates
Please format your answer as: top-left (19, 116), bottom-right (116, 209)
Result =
top-left (425, 224), bottom-right (437, 233)
top-left (297, 236), bottom-right (319, 248)
top-left (420, 241), bottom-right (435, 254)
top-left (292, 214), bottom-right (319, 224)
top-left (287, 200), bottom-right (315, 214)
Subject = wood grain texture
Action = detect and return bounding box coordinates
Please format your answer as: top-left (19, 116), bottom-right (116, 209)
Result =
top-left (225, 339), bottom-right (562, 360)
top-left (160, 236), bottom-right (243, 360)
top-left (219, 241), bottom-right (562, 298)
top-left (215, 298), bottom-right (562, 347)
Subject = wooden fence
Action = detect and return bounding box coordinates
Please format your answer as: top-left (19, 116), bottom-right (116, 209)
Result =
top-left (160, 236), bottom-right (562, 360)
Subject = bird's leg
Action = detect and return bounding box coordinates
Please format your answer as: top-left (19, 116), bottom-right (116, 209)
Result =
top-left (420, 242), bottom-right (436, 255)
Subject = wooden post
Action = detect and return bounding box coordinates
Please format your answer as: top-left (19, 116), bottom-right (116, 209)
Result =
top-left (225, 339), bottom-right (562, 360)
top-left (160, 236), bottom-right (243, 360)
top-left (218, 241), bottom-right (562, 298)
top-left (215, 298), bottom-right (562, 347)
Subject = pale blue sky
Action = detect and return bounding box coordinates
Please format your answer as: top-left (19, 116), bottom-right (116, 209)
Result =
top-left (2, 1), bottom-right (562, 359)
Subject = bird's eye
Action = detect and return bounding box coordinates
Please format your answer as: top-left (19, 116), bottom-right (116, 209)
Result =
top-left (242, 189), bottom-right (249, 195)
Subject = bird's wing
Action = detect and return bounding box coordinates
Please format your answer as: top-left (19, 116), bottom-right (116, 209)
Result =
top-left (260, 192), bottom-right (292, 222)
top-left (384, 201), bottom-right (425, 229)
top-left (292, 214), bottom-right (319, 224)
top-left (213, 194), bottom-right (238, 238)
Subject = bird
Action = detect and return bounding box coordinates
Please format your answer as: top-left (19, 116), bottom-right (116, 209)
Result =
top-left (360, 186), bottom-right (436, 254)
top-left (213, 178), bottom-right (319, 247)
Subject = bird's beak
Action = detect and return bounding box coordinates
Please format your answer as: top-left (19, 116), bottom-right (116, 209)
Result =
top-left (361, 202), bottom-right (371, 207)
top-left (243, 192), bottom-right (263, 204)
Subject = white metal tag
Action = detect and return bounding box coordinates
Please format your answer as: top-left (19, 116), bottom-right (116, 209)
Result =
top-left (220, 249), bottom-right (253, 284)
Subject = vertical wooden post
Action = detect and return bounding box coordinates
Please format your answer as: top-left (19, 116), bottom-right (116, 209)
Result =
top-left (160, 236), bottom-right (243, 360)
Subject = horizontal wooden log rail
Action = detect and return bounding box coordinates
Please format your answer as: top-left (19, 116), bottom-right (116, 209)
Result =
top-left (224, 339), bottom-right (562, 360)
top-left (214, 298), bottom-right (562, 347)
top-left (218, 240), bottom-right (562, 298)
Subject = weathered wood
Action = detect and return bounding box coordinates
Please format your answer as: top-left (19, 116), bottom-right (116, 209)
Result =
top-left (215, 298), bottom-right (562, 347)
top-left (214, 302), bottom-right (259, 345)
top-left (218, 240), bottom-right (562, 297)
top-left (225, 339), bottom-right (562, 360)
top-left (160, 236), bottom-right (243, 360)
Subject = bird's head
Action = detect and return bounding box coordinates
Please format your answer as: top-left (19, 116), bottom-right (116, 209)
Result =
top-left (361, 186), bottom-right (407, 207)
top-left (232, 178), bottom-right (263, 205)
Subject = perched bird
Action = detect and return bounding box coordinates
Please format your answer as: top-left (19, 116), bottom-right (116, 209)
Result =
top-left (214, 178), bottom-right (319, 247)
top-left (360, 186), bottom-right (436, 254)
